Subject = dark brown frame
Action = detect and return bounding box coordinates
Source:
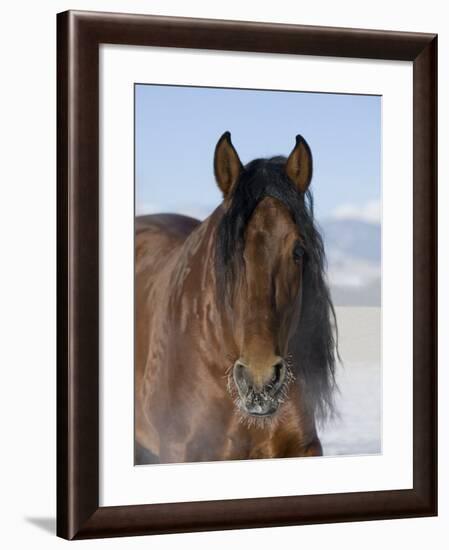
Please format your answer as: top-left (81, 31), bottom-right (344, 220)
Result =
top-left (57, 10), bottom-right (437, 540)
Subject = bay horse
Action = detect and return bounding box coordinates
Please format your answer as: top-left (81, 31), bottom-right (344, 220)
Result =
top-left (135, 132), bottom-right (337, 464)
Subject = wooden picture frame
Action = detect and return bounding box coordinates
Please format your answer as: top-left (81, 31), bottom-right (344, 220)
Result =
top-left (57, 10), bottom-right (437, 540)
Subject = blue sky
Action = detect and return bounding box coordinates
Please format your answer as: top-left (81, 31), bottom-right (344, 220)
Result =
top-left (135, 84), bottom-right (381, 223)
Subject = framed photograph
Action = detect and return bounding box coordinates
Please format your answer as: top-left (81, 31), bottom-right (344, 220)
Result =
top-left (57, 10), bottom-right (437, 540)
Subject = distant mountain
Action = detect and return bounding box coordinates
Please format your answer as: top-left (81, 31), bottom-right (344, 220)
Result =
top-left (319, 219), bottom-right (381, 263)
top-left (317, 218), bottom-right (381, 307)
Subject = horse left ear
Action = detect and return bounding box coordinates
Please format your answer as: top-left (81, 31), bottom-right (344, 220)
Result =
top-left (285, 135), bottom-right (313, 192)
top-left (214, 131), bottom-right (243, 197)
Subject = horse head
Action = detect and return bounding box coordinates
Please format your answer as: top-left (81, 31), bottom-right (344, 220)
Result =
top-left (213, 132), bottom-right (336, 420)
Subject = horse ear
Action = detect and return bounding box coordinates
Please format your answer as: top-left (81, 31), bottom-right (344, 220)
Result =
top-left (214, 131), bottom-right (243, 197)
top-left (285, 135), bottom-right (313, 192)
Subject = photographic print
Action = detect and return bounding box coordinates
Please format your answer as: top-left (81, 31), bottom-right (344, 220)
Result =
top-left (134, 84), bottom-right (381, 465)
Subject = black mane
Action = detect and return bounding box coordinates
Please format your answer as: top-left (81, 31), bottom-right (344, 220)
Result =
top-left (215, 156), bottom-right (337, 419)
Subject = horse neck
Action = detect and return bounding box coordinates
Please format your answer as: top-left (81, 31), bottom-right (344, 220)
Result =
top-left (168, 206), bottom-right (228, 337)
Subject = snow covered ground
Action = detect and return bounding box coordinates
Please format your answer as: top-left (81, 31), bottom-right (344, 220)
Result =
top-left (319, 307), bottom-right (382, 456)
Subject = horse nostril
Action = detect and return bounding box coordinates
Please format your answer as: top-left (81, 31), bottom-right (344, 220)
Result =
top-left (233, 362), bottom-right (252, 395)
top-left (268, 362), bottom-right (286, 393)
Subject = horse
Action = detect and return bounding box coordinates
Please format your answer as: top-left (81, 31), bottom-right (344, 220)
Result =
top-left (135, 132), bottom-right (337, 464)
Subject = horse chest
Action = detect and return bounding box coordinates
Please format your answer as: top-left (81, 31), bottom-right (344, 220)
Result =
top-left (220, 417), bottom-right (305, 461)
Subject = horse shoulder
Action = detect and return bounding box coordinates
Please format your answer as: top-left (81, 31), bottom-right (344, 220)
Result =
top-left (135, 213), bottom-right (201, 460)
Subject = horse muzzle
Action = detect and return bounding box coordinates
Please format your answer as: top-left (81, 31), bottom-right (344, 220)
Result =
top-left (242, 389), bottom-right (280, 416)
top-left (233, 359), bottom-right (287, 417)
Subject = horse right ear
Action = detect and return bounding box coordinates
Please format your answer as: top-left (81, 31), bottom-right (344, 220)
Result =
top-left (214, 131), bottom-right (243, 197)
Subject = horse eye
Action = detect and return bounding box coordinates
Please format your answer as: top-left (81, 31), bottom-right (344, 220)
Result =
top-left (293, 243), bottom-right (305, 263)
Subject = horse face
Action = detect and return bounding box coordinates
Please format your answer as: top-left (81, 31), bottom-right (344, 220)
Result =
top-left (214, 132), bottom-right (313, 418)
top-left (231, 198), bottom-right (304, 416)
